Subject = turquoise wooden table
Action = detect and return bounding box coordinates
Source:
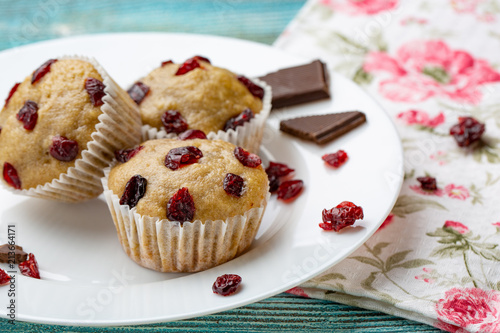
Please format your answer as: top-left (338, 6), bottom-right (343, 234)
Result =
top-left (0, 1), bottom-right (441, 331)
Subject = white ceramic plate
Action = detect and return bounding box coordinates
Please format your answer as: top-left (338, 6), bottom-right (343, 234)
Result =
top-left (0, 33), bottom-right (403, 326)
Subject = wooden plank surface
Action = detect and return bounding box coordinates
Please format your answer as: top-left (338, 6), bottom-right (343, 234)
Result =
top-left (0, 1), bottom-right (441, 331)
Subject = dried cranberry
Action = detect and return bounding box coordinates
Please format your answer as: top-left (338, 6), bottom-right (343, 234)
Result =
top-left (449, 117), bottom-right (485, 147)
top-left (19, 253), bottom-right (40, 279)
top-left (31, 59), bottom-right (57, 84)
top-left (212, 274), bottom-right (242, 296)
top-left (268, 174), bottom-right (281, 193)
top-left (85, 77), bottom-right (106, 107)
top-left (234, 147), bottom-right (261, 168)
top-left (193, 55), bottom-right (211, 64)
top-left (161, 60), bottom-right (173, 67)
top-left (266, 162), bottom-right (294, 178)
top-left (167, 187), bottom-right (195, 223)
top-left (175, 58), bottom-right (201, 76)
top-left (224, 108), bottom-right (254, 132)
top-left (322, 150), bottom-right (349, 168)
top-left (3, 162), bottom-right (21, 189)
top-left (265, 161), bottom-right (294, 193)
top-left (115, 145), bottom-right (144, 163)
top-left (161, 110), bottom-right (189, 134)
top-left (177, 129), bottom-right (207, 140)
top-left (119, 175), bottom-right (147, 208)
top-left (237, 76), bottom-right (264, 99)
top-left (16, 100), bottom-right (38, 130)
top-left (0, 269), bottom-right (10, 286)
top-left (49, 136), bottom-right (79, 162)
top-left (277, 180), bottom-right (303, 201)
top-left (4, 82), bottom-right (20, 108)
top-left (164, 146), bottom-right (203, 170)
top-left (320, 201), bottom-right (364, 232)
top-left (223, 173), bottom-right (245, 198)
top-left (127, 81), bottom-right (150, 105)
top-left (417, 176), bottom-right (437, 191)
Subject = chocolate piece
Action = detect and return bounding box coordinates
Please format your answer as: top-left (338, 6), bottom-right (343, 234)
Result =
top-left (0, 244), bottom-right (28, 264)
top-left (258, 60), bottom-right (330, 109)
top-left (280, 111), bottom-right (366, 144)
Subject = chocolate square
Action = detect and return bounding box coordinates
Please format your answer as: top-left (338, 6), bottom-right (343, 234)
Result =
top-left (280, 111), bottom-right (366, 144)
top-left (258, 60), bottom-right (330, 109)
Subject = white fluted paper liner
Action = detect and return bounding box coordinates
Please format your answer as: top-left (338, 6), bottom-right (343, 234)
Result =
top-left (101, 168), bottom-right (269, 273)
top-left (141, 78), bottom-right (272, 154)
top-left (1, 56), bottom-right (142, 202)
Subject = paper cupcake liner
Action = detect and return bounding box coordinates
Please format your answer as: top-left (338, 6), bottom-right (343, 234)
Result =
top-left (101, 168), bottom-right (269, 273)
top-left (141, 77), bottom-right (272, 154)
top-left (1, 56), bottom-right (142, 202)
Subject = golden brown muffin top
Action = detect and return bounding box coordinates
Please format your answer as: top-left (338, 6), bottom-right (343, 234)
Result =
top-left (107, 139), bottom-right (269, 222)
top-left (0, 59), bottom-right (104, 189)
top-left (138, 58), bottom-right (263, 134)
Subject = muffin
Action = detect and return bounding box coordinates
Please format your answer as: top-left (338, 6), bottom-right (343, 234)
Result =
top-left (102, 138), bottom-right (269, 272)
top-left (0, 57), bottom-right (141, 202)
top-left (133, 56), bottom-right (271, 153)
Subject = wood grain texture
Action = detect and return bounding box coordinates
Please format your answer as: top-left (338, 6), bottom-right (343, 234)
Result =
top-left (1, 0), bottom-right (305, 50)
top-left (0, 294), bottom-right (440, 332)
top-left (0, 1), bottom-right (440, 331)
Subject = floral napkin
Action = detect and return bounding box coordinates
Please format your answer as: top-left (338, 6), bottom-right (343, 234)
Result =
top-left (274, 1), bottom-right (500, 332)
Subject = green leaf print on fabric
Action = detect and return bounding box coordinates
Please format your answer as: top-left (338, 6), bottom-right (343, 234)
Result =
top-left (427, 221), bottom-right (500, 289)
top-left (349, 243), bottom-right (436, 302)
top-left (310, 29), bottom-right (387, 85)
top-left (392, 195), bottom-right (447, 218)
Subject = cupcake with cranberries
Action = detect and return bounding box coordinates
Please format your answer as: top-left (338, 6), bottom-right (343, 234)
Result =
top-left (102, 138), bottom-right (269, 272)
top-left (131, 56), bottom-right (271, 153)
top-left (0, 57), bottom-right (141, 202)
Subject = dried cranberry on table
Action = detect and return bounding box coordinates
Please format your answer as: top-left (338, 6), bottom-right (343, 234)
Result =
top-left (449, 117), bottom-right (485, 147)
top-left (320, 201), bottom-right (364, 232)
top-left (85, 77), bottom-right (106, 107)
top-left (237, 75), bottom-right (264, 99)
top-left (120, 175), bottom-right (147, 208)
top-left (167, 187), bottom-right (195, 223)
top-left (175, 58), bottom-right (202, 76)
top-left (224, 108), bottom-right (254, 132)
top-left (3, 162), bottom-right (21, 190)
top-left (417, 176), bottom-right (437, 191)
top-left (177, 129), bottom-right (207, 140)
top-left (322, 150), bottom-right (348, 168)
top-left (115, 146), bottom-right (144, 163)
top-left (127, 81), bottom-right (150, 105)
top-left (16, 100), bottom-right (38, 130)
top-left (50, 136), bottom-right (79, 162)
top-left (19, 253), bottom-right (41, 279)
top-left (164, 146), bottom-right (203, 170)
top-left (32, 59), bottom-right (57, 84)
top-left (161, 110), bottom-right (189, 134)
top-left (0, 269), bottom-right (10, 286)
top-left (233, 147), bottom-right (261, 168)
top-left (223, 173), bottom-right (245, 198)
top-left (212, 274), bottom-right (242, 296)
top-left (277, 180), bottom-right (304, 201)
top-left (3, 82), bottom-right (20, 108)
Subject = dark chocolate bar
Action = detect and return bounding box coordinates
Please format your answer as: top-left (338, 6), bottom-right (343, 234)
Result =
top-left (279, 111), bottom-right (366, 144)
top-left (0, 244), bottom-right (28, 264)
top-left (258, 60), bottom-right (330, 109)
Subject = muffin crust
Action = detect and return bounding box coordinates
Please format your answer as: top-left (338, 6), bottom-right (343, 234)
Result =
top-left (139, 60), bottom-right (263, 134)
top-left (107, 139), bottom-right (269, 222)
top-left (0, 59), bottom-right (104, 189)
